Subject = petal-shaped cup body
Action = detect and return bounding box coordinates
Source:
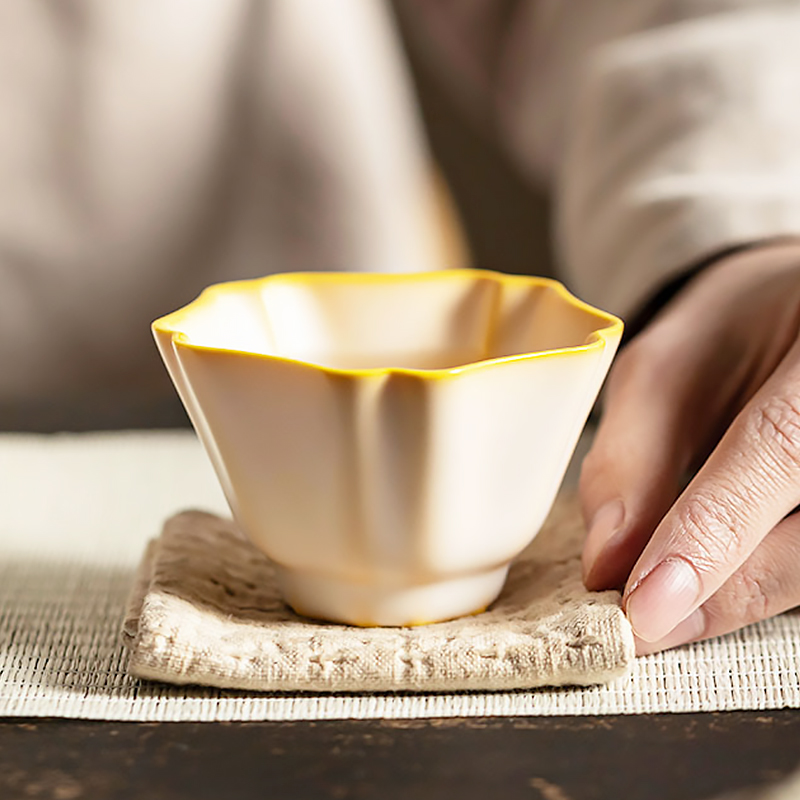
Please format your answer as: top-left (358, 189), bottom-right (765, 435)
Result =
top-left (153, 270), bottom-right (623, 626)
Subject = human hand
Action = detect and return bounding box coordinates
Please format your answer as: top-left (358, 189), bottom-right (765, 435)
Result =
top-left (580, 242), bottom-right (800, 654)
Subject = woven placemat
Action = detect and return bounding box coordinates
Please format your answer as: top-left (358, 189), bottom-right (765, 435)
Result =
top-left (1, 431), bottom-right (799, 721)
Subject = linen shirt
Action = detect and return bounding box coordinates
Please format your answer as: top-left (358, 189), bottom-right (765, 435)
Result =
top-left (2, 0), bottom-right (800, 417)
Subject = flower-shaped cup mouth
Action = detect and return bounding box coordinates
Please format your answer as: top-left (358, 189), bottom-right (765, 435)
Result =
top-left (152, 269), bottom-right (623, 378)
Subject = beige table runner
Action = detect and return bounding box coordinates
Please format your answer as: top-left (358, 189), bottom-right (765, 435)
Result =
top-left (1, 431), bottom-right (799, 721)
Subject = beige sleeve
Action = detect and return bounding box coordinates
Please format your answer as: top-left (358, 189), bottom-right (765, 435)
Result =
top-left (496, 1), bottom-right (800, 318)
top-left (0, 0), bottom-right (449, 412)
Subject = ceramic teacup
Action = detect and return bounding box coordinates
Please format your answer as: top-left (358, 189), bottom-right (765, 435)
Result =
top-left (153, 269), bottom-right (623, 626)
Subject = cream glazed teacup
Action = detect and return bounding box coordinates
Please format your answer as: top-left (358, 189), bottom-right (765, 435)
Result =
top-left (152, 269), bottom-right (623, 626)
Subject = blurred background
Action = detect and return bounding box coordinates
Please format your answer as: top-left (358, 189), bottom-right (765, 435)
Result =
top-left (0, 0), bottom-right (554, 433)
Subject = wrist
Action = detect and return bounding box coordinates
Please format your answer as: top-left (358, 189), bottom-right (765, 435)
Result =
top-left (625, 237), bottom-right (800, 344)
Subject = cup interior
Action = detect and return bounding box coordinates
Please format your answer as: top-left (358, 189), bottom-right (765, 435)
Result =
top-left (173, 272), bottom-right (614, 371)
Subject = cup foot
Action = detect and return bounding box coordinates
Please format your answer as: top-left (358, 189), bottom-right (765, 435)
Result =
top-left (276, 564), bottom-right (510, 627)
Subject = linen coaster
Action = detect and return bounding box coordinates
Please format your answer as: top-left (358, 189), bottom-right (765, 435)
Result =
top-left (122, 496), bottom-right (635, 692)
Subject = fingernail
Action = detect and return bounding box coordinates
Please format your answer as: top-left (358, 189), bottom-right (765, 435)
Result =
top-left (582, 499), bottom-right (625, 582)
top-left (625, 558), bottom-right (701, 643)
top-left (634, 608), bottom-right (707, 656)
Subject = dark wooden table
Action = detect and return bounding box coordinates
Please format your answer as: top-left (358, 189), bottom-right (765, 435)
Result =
top-left (1, 711), bottom-right (799, 800)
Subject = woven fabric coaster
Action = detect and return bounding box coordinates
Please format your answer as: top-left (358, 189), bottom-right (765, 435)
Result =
top-left (122, 497), bottom-right (635, 693)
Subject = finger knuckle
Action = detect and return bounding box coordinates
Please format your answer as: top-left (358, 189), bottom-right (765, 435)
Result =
top-left (715, 570), bottom-right (772, 626)
top-left (750, 395), bottom-right (800, 472)
top-left (675, 493), bottom-right (742, 569)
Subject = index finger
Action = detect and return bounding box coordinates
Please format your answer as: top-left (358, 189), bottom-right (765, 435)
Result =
top-left (623, 341), bottom-right (800, 643)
